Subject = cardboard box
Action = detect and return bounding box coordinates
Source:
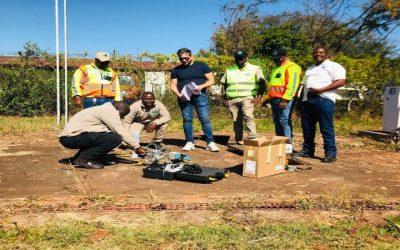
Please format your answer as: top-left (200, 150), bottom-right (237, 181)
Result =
top-left (242, 136), bottom-right (288, 178)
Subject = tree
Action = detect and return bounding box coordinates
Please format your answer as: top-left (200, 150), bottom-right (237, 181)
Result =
top-left (211, 0), bottom-right (400, 57)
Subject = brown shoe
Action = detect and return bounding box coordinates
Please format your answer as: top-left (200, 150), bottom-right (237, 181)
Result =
top-left (73, 158), bottom-right (104, 169)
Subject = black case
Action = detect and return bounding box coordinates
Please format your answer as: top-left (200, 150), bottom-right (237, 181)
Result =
top-left (142, 163), bottom-right (227, 183)
top-left (175, 165), bottom-right (227, 183)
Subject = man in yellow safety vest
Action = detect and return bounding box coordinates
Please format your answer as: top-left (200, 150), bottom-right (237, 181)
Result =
top-left (264, 48), bottom-right (301, 154)
top-left (71, 52), bottom-right (122, 109)
top-left (221, 50), bottom-right (265, 144)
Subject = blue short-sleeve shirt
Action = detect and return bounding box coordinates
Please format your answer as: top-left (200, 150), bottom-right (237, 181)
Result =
top-left (171, 61), bottom-right (212, 93)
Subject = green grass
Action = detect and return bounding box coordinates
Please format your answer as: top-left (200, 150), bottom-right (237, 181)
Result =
top-left (0, 116), bottom-right (60, 135)
top-left (1, 217), bottom-right (399, 249)
top-left (0, 111), bottom-right (382, 137)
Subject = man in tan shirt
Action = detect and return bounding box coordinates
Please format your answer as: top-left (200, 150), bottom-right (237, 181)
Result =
top-left (59, 101), bottom-right (146, 169)
top-left (123, 92), bottom-right (171, 147)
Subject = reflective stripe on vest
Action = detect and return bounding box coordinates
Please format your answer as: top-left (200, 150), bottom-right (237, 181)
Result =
top-left (225, 63), bottom-right (259, 98)
top-left (81, 63), bottom-right (118, 98)
top-left (268, 61), bottom-right (298, 99)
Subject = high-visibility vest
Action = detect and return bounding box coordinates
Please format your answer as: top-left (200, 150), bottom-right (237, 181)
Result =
top-left (266, 60), bottom-right (301, 101)
top-left (225, 63), bottom-right (260, 99)
top-left (71, 62), bottom-right (122, 100)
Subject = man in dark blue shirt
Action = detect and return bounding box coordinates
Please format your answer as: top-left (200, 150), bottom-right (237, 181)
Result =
top-left (170, 48), bottom-right (219, 152)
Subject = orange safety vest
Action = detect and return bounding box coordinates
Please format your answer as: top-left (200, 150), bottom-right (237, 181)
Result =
top-left (71, 62), bottom-right (122, 100)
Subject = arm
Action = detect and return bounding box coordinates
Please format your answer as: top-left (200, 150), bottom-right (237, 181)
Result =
top-left (71, 68), bottom-right (84, 105)
top-left (282, 65), bottom-right (301, 101)
top-left (169, 78), bottom-right (181, 97)
top-left (254, 68), bottom-right (266, 103)
top-left (101, 111), bottom-right (140, 149)
top-left (113, 72), bottom-right (123, 101)
top-left (152, 102), bottom-right (171, 126)
top-left (309, 79), bottom-right (346, 94)
top-left (196, 72), bottom-right (214, 91)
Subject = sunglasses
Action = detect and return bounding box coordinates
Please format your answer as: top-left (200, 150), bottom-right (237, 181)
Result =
top-left (179, 56), bottom-right (191, 61)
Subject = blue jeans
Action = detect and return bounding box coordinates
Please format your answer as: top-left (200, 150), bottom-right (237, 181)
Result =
top-left (178, 93), bottom-right (215, 143)
top-left (300, 96), bottom-right (336, 157)
top-left (270, 98), bottom-right (294, 143)
top-left (83, 97), bottom-right (114, 109)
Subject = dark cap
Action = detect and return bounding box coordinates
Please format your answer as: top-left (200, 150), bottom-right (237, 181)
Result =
top-left (271, 48), bottom-right (287, 59)
top-left (234, 50), bottom-right (248, 59)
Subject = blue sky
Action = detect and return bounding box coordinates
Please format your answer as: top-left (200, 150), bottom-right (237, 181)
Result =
top-left (0, 0), bottom-right (398, 56)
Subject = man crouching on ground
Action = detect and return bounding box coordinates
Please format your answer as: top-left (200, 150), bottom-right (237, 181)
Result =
top-left (59, 101), bottom-right (146, 169)
top-left (123, 92), bottom-right (171, 148)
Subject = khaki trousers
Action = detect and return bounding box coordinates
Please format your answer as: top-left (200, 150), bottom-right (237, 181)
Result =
top-left (227, 99), bottom-right (257, 141)
top-left (128, 122), bottom-right (168, 143)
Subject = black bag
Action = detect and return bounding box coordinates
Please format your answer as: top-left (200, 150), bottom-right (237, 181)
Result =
top-left (142, 163), bottom-right (227, 183)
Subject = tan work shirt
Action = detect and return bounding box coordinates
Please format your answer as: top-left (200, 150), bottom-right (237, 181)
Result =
top-left (123, 100), bottom-right (171, 126)
top-left (59, 102), bottom-right (139, 149)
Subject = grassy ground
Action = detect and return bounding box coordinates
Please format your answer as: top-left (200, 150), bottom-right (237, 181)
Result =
top-left (0, 111), bottom-right (382, 136)
top-left (1, 216), bottom-right (399, 249)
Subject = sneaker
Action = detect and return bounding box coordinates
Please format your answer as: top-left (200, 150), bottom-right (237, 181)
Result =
top-left (206, 142), bottom-right (220, 152)
top-left (235, 140), bottom-right (244, 145)
top-left (285, 144), bottom-right (293, 154)
top-left (182, 141), bottom-right (195, 151)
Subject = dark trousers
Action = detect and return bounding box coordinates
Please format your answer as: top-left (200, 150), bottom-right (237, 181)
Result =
top-left (300, 96), bottom-right (337, 157)
top-left (59, 132), bottom-right (122, 161)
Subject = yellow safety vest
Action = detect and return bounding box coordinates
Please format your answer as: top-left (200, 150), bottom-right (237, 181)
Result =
top-left (71, 62), bottom-right (122, 100)
top-left (225, 63), bottom-right (260, 99)
top-left (266, 60), bottom-right (301, 101)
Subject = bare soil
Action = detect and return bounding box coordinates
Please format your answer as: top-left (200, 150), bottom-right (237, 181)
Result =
top-left (0, 130), bottom-right (399, 203)
top-left (1, 130), bottom-right (399, 229)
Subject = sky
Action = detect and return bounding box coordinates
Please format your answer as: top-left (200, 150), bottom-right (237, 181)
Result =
top-left (0, 0), bottom-right (399, 57)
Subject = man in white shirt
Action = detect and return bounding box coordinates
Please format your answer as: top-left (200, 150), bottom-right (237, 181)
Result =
top-left (296, 47), bottom-right (346, 163)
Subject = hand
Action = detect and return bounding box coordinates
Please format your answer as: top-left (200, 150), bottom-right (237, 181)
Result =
top-left (278, 100), bottom-right (288, 109)
top-left (179, 93), bottom-right (188, 101)
top-left (135, 147), bottom-right (147, 156)
top-left (251, 96), bottom-right (262, 105)
top-left (145, 122), bottom-right (157, 133)
top-left (193, 85), bottom-right (202, 94)
top-left (72, 95), bottom-right (82, 107)
top-left (309, 87), bottom-right (322, 94)
top-left (222, 99), bottom-right (229, 107)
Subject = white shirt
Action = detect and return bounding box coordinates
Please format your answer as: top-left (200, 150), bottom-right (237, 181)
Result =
top-left (302, 59), bottom-right (346, 102)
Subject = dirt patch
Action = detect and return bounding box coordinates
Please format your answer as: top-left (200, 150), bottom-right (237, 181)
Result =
top-left (0, 131), bottom-right (399, 203)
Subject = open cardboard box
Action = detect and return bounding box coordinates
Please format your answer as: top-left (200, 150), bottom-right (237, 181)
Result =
top-left (242, 136), bottom-right (288, 178)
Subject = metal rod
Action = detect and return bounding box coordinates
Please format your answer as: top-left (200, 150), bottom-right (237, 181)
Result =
top-left (63, 0), bottom-right (68, 125)
top-left (55, 0), bottom-right (60, 125)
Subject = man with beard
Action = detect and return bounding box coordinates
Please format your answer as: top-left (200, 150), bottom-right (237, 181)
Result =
top-left (170, 48), bottom-right (219, 152)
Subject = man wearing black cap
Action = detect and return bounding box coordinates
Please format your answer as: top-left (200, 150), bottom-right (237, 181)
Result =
top-left (221, 50), bottom-right (265, 144)
top-left (263, 48), bottom-right (301, 153)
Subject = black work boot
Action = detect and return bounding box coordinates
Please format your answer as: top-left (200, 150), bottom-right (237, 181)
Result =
top-left (293, 149), bottom-right (314, 158)
top-left (321, 156), bottom-right (337, 163)
top-left (73, 158), bottom-right (104, 169)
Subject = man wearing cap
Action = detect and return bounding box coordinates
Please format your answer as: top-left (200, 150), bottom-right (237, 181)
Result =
top-left (264, 48), bottom-right (301, 154)
top-left (221, 50), bottom-right (265, 144)
top-left (71, 52), bottom-right (122, 109)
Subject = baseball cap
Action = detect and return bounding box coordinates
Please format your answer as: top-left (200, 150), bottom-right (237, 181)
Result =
top-left (95, 52), bottom-right (111, 62)
top-left (270, 48), bottom-right (287, 59)
top-left (234, 50), bottom-right (248, 59)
